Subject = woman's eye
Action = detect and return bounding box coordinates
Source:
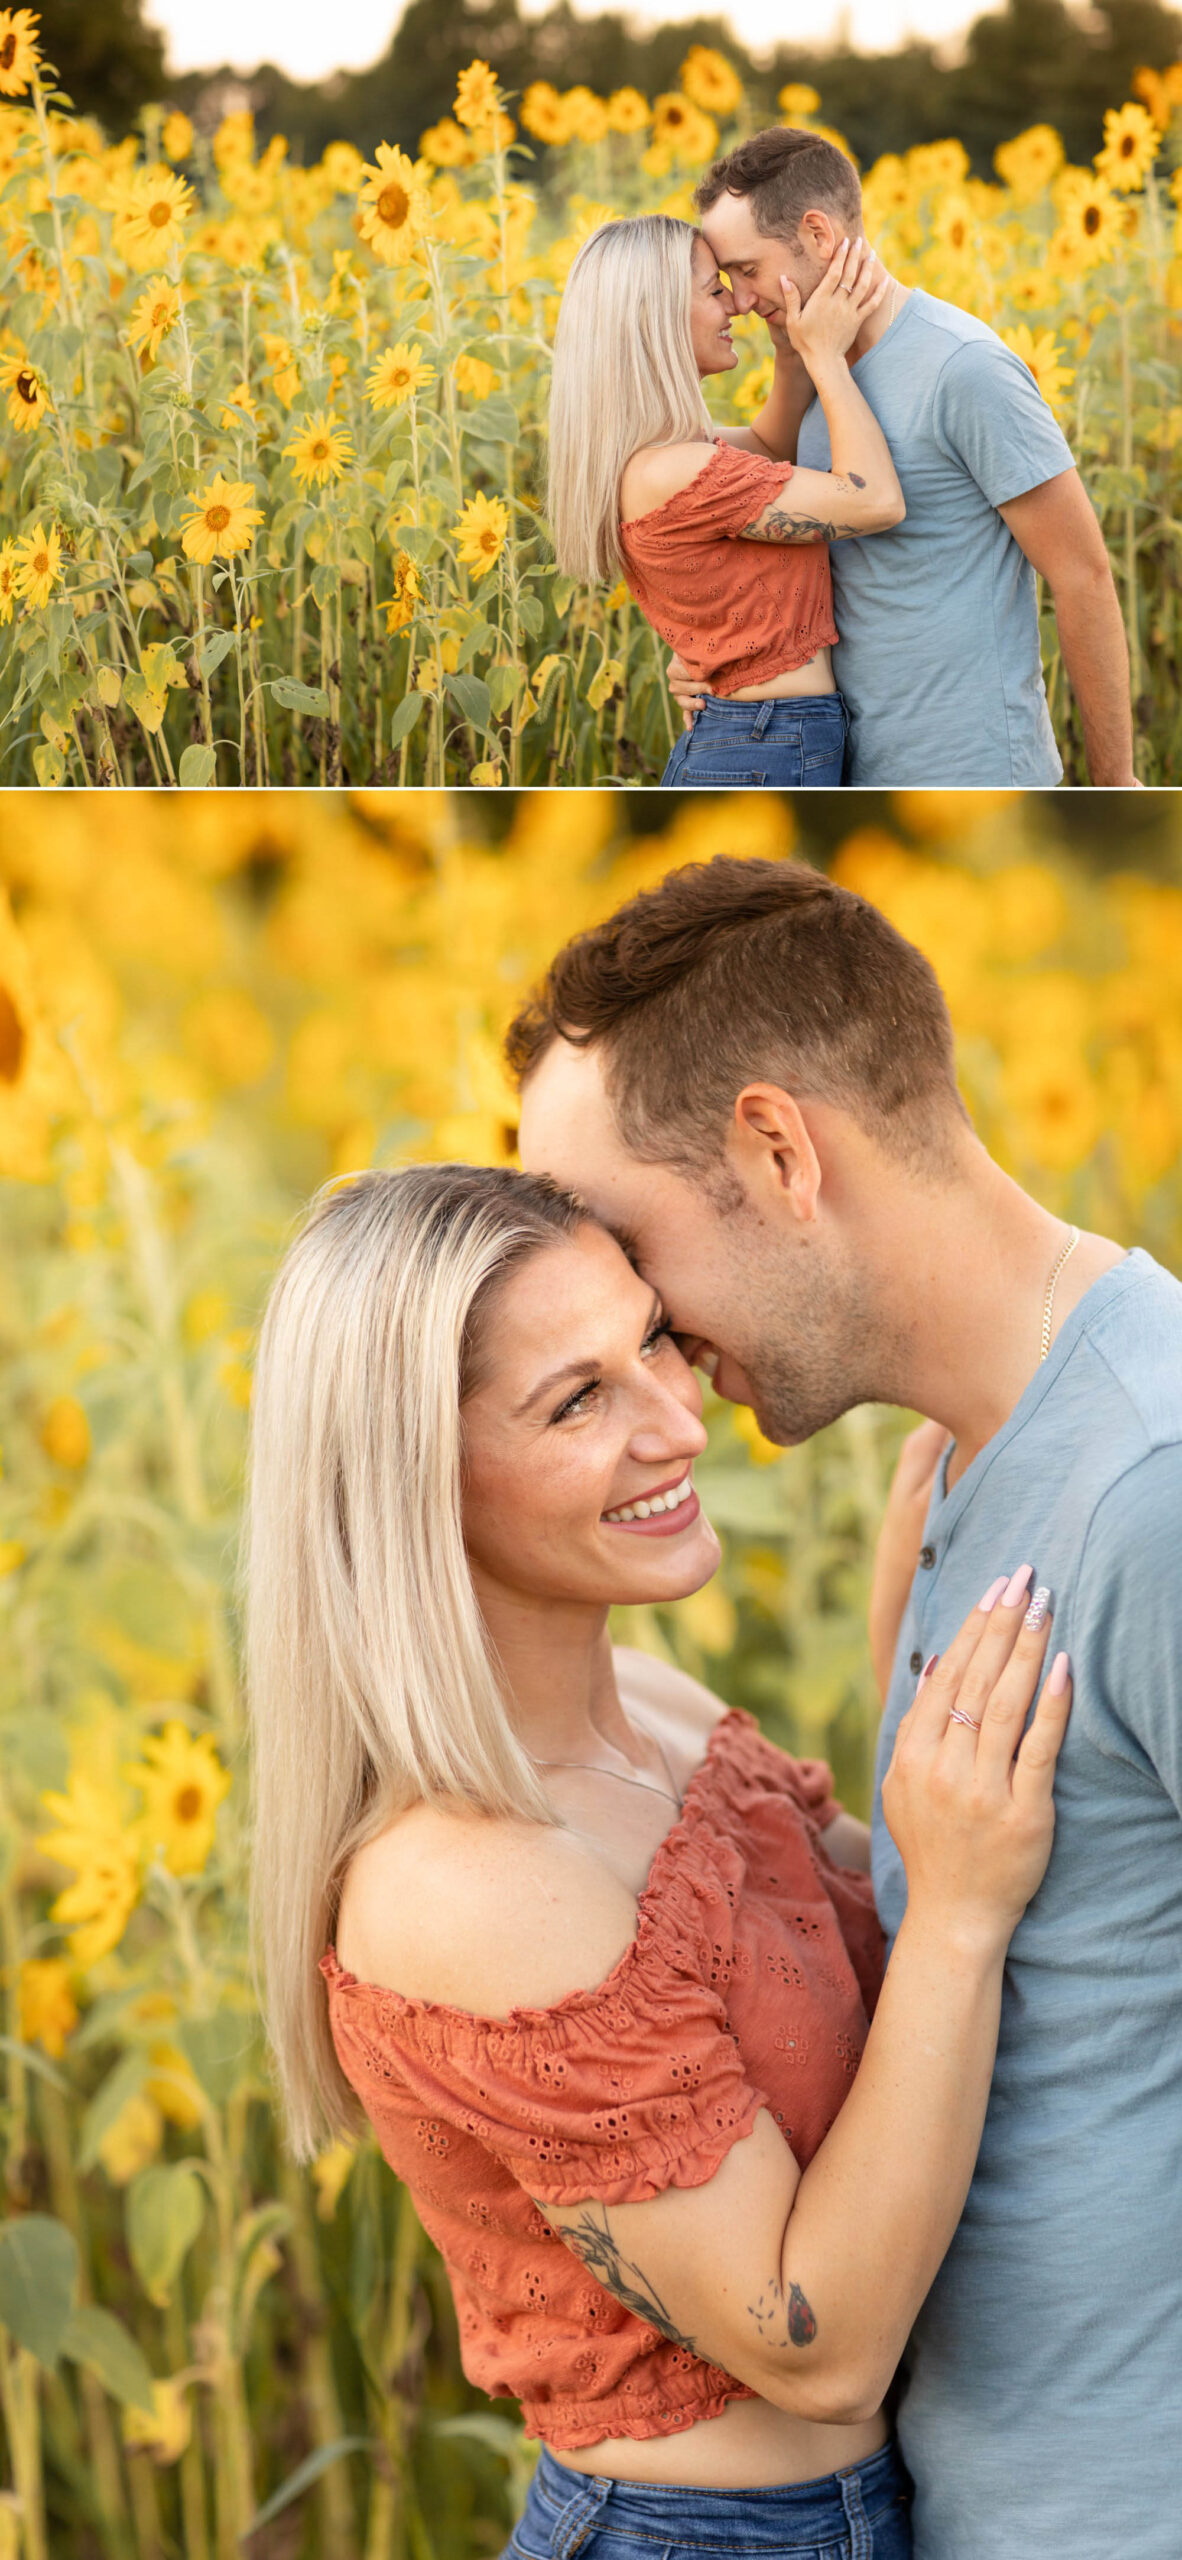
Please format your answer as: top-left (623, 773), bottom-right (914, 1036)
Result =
top-left (642, 1319), bottom-right (675, 1356)
top-left (552, 1378), bottom-right (600, 1423)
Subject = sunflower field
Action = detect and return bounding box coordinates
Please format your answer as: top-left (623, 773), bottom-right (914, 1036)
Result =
top-left (0, 784), bottom-right (1181, 2560)
top-left (1, 13), bottom-right (1182, 786)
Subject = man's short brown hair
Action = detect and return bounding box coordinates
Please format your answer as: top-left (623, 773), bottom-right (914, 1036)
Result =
top-left (505, 856), bottom-right (969, 1177)
top-left (696, 126), bottom-right (863, 244)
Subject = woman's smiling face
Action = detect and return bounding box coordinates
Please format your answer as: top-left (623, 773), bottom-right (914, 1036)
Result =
top-left (688, 232), bottom-right (738, 376)
top-left (460, 1220), bottom-right (722, 1611)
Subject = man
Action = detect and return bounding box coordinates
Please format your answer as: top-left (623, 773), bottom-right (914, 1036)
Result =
top-left (510, 853), bottom-right (1182, 2559)
top-left (665, 129), bottom-right (1135, 786)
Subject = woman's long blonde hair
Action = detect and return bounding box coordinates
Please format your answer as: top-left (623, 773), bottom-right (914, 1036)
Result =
top-left (548, 214), bottom-right (713, 584)
top-left (241, 1163), bottom-right (587, 2161)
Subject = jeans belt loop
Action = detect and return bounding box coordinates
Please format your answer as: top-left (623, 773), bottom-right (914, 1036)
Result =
top-left (751, 698), bottom-right (776, 738)
top-left (840, 2465), bottom-right (873, 2560)
top-left (551, 2472), bottom-right (611, 2560)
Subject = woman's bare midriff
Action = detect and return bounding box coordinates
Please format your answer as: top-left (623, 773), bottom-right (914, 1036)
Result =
top-left (722, 643), bottom-right (837, 703)
top-left (546, 2389), bottom-right (889, 2489)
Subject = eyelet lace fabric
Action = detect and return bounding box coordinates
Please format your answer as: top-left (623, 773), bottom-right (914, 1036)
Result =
top-left (319, 1708), bottom-right (883, 2449)
top-left (618, 443), bottom-right (840, 698)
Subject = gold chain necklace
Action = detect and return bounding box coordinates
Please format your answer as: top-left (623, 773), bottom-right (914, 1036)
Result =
top-left (1040, 1225), bottom-right (1081, 1363)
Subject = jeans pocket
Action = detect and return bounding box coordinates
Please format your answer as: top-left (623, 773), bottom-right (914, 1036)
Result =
top-left (671, 765), bottom-right (767, 788)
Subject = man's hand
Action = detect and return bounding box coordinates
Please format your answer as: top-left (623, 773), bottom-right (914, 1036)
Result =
top-left (666, 651), bottom-right (711, 729)
top-left (999, 469), bottom-right (1137, 786)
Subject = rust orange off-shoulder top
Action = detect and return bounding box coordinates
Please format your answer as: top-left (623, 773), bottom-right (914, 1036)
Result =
top-left (319, 1707), bottom-right (884, 2451)
top-left (618, 442), bottom-right (839, 698)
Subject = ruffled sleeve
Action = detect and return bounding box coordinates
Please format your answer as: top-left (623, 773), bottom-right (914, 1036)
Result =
top-left (622, 442), bottom-right (796, 554)
top-left (320, 1853), bottom-right (768, 2210)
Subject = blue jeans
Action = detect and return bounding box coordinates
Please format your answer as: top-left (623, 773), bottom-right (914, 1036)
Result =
top-left (504, 2439), bottom-right (913, 2560)
top-left (660, 693), bottom-right (849, 789)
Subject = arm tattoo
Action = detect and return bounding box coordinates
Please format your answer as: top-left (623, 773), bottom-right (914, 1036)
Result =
top-left (544, 2201), bottom-right (701, 2353)
top-left (747, 2275), bottom-right (819, 2350)
top-left (739, 507), bottom-right (861, 545)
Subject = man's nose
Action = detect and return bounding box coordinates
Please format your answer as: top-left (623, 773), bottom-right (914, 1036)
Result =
top-left (729, 278), bottom-right (757, 313)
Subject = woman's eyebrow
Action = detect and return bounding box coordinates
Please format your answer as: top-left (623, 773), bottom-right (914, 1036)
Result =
top-left (513, 1289), bottom-right (663, 1415)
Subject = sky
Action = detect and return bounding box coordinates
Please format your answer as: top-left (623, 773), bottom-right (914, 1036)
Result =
top-left (144, 1), bottom-right (978, 83)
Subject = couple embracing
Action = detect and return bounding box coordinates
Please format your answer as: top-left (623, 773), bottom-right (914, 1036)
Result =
top-left (247, 858), bottom-right (1181, 2558)
top-left (548, 127), bottom-right (1136, 788)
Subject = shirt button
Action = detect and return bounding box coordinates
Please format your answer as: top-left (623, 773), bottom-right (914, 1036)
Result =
top-left (909, 1648), bottom-right (924, 1676)
top-left (919, 1545), bottom-right (936, 1569)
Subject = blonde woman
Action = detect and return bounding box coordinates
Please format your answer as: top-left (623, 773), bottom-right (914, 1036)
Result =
top-left (547, 217), bottom-right (904, 787)
top-left (244, 1161), bottom-right (1071, 2557)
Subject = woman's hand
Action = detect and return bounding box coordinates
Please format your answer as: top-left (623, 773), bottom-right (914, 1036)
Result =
top-left (882, 1572), bottom-right (1071, 1956)
top-left (781, 237), bottom-right (889, 371)
top-left (868, 1418), bottom-right (949, 1700)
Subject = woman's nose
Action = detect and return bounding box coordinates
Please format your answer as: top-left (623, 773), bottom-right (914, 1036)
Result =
top-left (631, 1371), bottom-right (709, 1458)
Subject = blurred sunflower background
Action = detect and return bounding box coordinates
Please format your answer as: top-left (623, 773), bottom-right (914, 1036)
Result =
top-left (1, 783), bottom-right (1182, 2559)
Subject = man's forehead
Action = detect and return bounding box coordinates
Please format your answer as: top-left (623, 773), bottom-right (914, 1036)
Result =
top-left (701, 197), bottom-right (784, 262)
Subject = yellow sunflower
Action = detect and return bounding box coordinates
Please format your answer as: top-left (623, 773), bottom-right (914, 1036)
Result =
top-left (321, 140), bottom-right (365, 192)
top-left (0, 7), bottom-right (39, 96)
top-left (125, 276), bottom-right (180, 362)
top-left (381, 550), bottom-right (423, 632)
top-left (179, 472), bottom-right (264, 563)
top-left (282, 408), bottom-right (355, 488)
top-left (35, 1772), bottom-right (142, 1967)
top-left (454, 59), bottom-right (500, 131)
top-left (12, 520), bottom-right (61, 608)
top-left (123, 1721), bottom-right (231, 1879)
top-left (0, 538), bottom-right (17, 624)
top-left (356, 142), bottom-right (430, 267)
top-left (522, 82), bottom-right (571, 144)
top-left (931, 189), bottom-right (977, 256)
top-left (1000, 323), bottom-right (1075, 415)
top-left (366, 341), bottom-right (436, 409)
top-left (651, 92), bottom-right (718, 165)
top-left (161, 109), bottom-right (193, 161)
top-left (993, 123), bottom-right (1064, 204)
top-left (562, 86), bottom-right (610, 145)
top-left (778, 83), bottom-right (820, 118)
top-left (112, 166), bottom-right (195, 269)
top-left (679, 46), bottom-right (743, 119)
top-left (219, 378), bottom-right (257, 431)
top-left (452, 488), bottom-right (509, 579)
top-left (1055, 176), bottom-right (1123, 267)
top-left (1095, 101), bottom-right (1161, 192)
top-left (0, 350), bottom-right (50, 430)
top-left (419, 118), bottom-right (472, 168)
top-left (607, 88), bottom-right (650, 136)
top-left (454, 351), bottom-right (497, 398)
top-left (18, 1957), bottom-right (78, 2059)
top-left (908, 138), bottom-right (970, 191)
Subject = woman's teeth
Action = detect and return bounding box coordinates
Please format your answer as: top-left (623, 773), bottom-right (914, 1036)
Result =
top-left (604, 1475), bottom-right (694, 1524)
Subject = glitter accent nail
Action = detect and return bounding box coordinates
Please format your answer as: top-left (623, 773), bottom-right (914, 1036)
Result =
top-left (1024, 1584), bottom-right (1051, 1632)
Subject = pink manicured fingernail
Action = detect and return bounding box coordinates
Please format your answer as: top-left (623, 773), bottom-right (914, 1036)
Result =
top-left (1047, 1651), bottom-right (1071, 1696)
top-left (977, 1576), bottom-right (1008, 1613)
top-left (1001, 1564), bottom-right (1035, 1608)
top-left (920, 1652), bottom-right (939, 1682)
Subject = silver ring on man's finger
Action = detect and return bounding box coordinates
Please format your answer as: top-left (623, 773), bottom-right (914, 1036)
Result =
top-left (948, 1707), bottom-right (981, 1730)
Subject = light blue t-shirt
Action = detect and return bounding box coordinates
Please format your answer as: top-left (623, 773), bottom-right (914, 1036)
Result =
top-left (796, 290), bottom-right (1075, 785)
top-left (872, 1249), bottom-right (1182, 2560)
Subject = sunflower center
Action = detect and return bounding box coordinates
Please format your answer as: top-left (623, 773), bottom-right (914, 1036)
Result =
top-left (311, 440), bottom-right (329, 460)
top-left (32, 549), bottom-right (48, 574)
top-left (392, 368), bottom-right (410, 388)
top-left (950, 221), bottom-right (965, 246)
top-left (0, 988), bottom-right (24, 1082)
top-left (666, 104), bottom-right (685, 125)
top-left (1120, 135), bottom-right (1134, 156)
top-left (152, 302), bottom-right (170, 326)
top-left (1084, 204), bottom-right (1101, 234)
top-left (0, 37), bottom-right (15, 69)
top-left (205, 504), bottom-right (231, 531)
top-left (378, 184), bottom-right (409, 226)
top-left (478, 529), bottom-right (498, 552)
top-left (16, 370), bottom-right (36, 404)
top-left (174, 1784), bottom-right (203, 1821)
top-left (149, 199), bottom-right (172, 227)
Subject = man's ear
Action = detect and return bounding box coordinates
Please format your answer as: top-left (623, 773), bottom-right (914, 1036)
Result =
top-left (799, 208), bottom-right (838, 262)
top-left (732, 1085), bottom-right (821, 1225)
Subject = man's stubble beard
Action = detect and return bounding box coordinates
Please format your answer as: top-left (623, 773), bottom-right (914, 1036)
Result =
top-left (728, 1233), bottom-right (914, 1447)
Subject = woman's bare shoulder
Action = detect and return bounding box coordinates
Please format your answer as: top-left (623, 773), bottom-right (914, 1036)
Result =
top-left (334, 1798), bottom-right (638, 2020)
top-left (620, 437), bottom-right (722, 524)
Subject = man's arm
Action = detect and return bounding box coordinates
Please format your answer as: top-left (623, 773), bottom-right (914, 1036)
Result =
top-left (999, 469), bottom-right (1136, 788)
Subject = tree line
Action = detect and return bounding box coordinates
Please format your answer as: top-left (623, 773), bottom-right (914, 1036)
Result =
top-left (36, 0), bottom-right (1182, 171)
